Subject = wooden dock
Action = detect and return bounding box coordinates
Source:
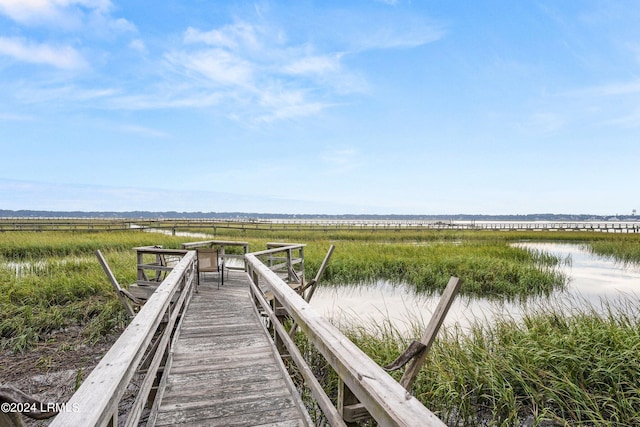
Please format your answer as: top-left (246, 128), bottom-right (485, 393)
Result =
top-left (152, 271), bottom-right (310, 426)
top-left (51, 243), bottom-right (447, 427)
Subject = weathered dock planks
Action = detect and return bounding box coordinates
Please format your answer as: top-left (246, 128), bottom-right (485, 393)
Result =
top-left (153, 271), bottom-right (311, 427)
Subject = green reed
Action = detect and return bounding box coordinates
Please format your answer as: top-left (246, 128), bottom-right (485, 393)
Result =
top-left (0, 231), bottom-right (197, 352)
top-left (587, 235), bottom-right (640, 264)
top-left (338, 296), bottom-right (640, 426)
top-left (2, 227), bottom-right (637, 354)
top-left (256, 239), bottom-right (566, 298)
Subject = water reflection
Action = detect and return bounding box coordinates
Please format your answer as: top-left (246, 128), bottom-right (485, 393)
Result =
top-left (309, 242), bottom-right (640, 334)
top-left (515, 242), bottom-right (640, 299)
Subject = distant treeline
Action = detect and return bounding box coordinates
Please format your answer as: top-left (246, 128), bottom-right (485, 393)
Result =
top-left (0, 210), bottom-right (636, 221)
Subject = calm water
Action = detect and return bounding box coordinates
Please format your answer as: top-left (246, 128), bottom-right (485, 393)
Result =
top-left (309, 242), bottom-right (640, 334)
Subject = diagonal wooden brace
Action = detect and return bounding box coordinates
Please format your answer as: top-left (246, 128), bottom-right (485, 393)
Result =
top-left (400, 276), bottom-right (462, 391)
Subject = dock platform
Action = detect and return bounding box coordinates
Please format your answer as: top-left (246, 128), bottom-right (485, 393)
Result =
top-left (153, 271), bottom-right (310, 426)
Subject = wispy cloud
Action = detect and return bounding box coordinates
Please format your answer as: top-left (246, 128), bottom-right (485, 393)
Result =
top-left (15, 83), bottom-right (117, 105)
top-left (184, 23), bottom-right (260, 51)
top-left (353, 24), bottom-right (445, 51)
top-left (255, 88), bottom-right (330, 122)
top-left (0, 36), bottom-right (87, 69)
top-left (158, 21), bottom-right (363, 122)
top-left (575, 79), bottom-right (640, 97)
top-left (605, 108), bottom-right (640, 128)
top-left (283, 54), bottom-right (342, 76)
top-left (166, 48), bottom-right (254, 87)
top-left (0, 8), bottom-right (437, 124)
top-left (561, 78), bottom-right (640, 128)
top-left (515, 112), bottom-right (566, 135)
top-left (0, 112), bottom-right (35, 121)
top-left (129, 38), bottom-right (146, 53)
top-left (0, 0), bottom-right (134, 33)
top-left (107, 92), bottom-right (224, 110)
top-left (321, 148), bottom-right (360, 173)
top-left (115, 124), bottom-right (170, 138)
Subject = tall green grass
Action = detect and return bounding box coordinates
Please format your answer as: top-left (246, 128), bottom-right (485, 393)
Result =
top-left (588, 235), bottom-right (640, 264)
top-left (339, 297), bottom-right (640, 426)
top-left (0, 231), bottom-right (192, 259)
top-left (0, 232), bottom-right (197, 352)
top-left (2, 228), bottom-right (636, 355)
top-left (200, 226), bottom-right (620, 244)
top-left (297, 240), bottom-right (566, 298)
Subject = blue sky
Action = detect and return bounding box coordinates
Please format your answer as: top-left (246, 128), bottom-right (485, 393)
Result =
top-left (0, 1), bottom-right (638, 215)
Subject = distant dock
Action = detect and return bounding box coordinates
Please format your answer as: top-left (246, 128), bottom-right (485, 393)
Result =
top-left (1, 217), bottom-right (639, 233)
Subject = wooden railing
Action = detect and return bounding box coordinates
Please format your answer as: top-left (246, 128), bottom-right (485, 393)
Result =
top-left (50, 251), bottom-right (197, 427)
top-left (135, 246), bottom-right (188, 285)
top-left (245, 246), bottom-right (447, 427)
top-left (253, 242), bottom-right (305, 285)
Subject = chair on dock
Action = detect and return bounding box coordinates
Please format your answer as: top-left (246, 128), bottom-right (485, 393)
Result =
top-left (196, 248), bottom-right (224, 288)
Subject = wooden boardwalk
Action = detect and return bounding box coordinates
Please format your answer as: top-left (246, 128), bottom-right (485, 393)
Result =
top-left (51, 244), bottom-right (447, 427)
top-left (153, 270), bottom-right (311, 426)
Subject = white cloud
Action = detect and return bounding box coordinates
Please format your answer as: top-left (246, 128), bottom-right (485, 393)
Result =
top-left (606, 108), bottom-right (640, 128)
top-left (14, 83), bottom-right (118, 106)
top-left (0, 0), bottom-right (75, 25)
top-left (515, 112), bottom-right (565, 135)
top-left (255, 88), bottom-right (330, 122)
top-left (184, 23), bottom-right (260, 51)
top-left (0, 8), bottom-right (433, 125)
top-left (563, 78), bottom-right (640, 98)
top-left (0, 112), bottom-right (35, 121)
top-left (129, 38), bottom-right (146, 53)
top-left (167, 48), bottom-right (254, 87)
top-left (0, 36), bottom-right (87, 69)
top-left (164, 21), bottom-right (374, 122)
top-left (283, 54), bottom-right (342, 76)
top-left (107, 92), bottom-right (224, 110)
top-left (356, 25), bottom-right (444, 51)
top-left (116, 124), bottom-right (170, 138)
top-left (583, 80), bottom-right (640, 96)
top-left (0, 0), bottom-right (134, 33)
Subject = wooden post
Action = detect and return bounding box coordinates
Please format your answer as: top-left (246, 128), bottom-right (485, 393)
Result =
top-left (337, 379), bottom-right (361, 426)
top-left (271, 296), bottom-right (288, 357)
top-left (400, 277), bottom-right (462, 391)
top-left (286, 248), bottom-right (293, 283)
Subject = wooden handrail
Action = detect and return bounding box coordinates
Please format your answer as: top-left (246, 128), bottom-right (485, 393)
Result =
top-left (249, 243), bottom-right (305, 257)
top-left (133, 246), bottom-right (189, 255)
top-left (50, 252), bottom-right (197, 427)
top-left (245, 253), bottom-right (446, 427)
top-left (181, 239), bottom-right (249, 249)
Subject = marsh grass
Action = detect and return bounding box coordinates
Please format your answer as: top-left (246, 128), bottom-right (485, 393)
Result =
top-left (332, 296), bottom-right (640, 426)
top-left (291, 240), bottom-right (566, 299)
top-left (588, 236), bottom-right (640, 265)
top-left (0, 231), bottom-right (197, 352)
top-left (2, 225), bottom-right (640, 424)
